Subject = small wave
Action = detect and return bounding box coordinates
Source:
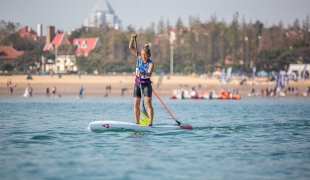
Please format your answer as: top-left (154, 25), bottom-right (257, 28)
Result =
top-left (213, 134), bottom-right (228, 138)
top-left (30, 135), bottom-right (55, 140)
top-left (194, 121), bottom-right (310, 131)
top-left (273, 122), bottom-right (310, 128)
top-left (194, 125), bottom-right (249, 131)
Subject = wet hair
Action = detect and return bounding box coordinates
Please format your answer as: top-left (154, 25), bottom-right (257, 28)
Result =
top-left (141, 44), bottom-right (151, 57)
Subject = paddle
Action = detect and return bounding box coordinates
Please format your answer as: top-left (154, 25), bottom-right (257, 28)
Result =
top-left (152, 89), bottom-right (181, 125)
top-left (134, 37), bottom-right (150, 126)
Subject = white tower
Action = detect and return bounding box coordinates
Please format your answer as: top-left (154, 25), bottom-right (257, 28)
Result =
top-left (37, 24), bottom-right (43, 37)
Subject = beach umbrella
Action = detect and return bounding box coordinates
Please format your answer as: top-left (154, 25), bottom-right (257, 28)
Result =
top-left (257, 70), bottom-right (268, 77)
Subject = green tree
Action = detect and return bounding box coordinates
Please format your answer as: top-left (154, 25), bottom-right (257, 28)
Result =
top-left (70, 26), bottom-right (87, 38)
top-left (0, 20), bottom-right (20, 44)
top-left (1, 62), bottom-right (14, 71)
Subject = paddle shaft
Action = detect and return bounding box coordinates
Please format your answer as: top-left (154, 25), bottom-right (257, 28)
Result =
top-left (134, 38), bottom-right (148, 114)
top-left (152, 89), bottom-right (181, 125)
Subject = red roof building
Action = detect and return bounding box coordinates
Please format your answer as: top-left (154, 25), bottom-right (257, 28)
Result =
top-left (42, 31), bottom-right (101, 73)
top-left (0, 46), bottom-right (24, 62)
top-left (18, 26), bottom-right (39, 40)
top-left (73, 38), bottom-right (100, 55)
top-left (43, 33), bottom-right (71, 51)
top-left (43, 33), bottom-right (100, 56)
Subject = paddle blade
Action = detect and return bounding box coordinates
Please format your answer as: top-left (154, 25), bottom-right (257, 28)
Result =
top-left (180, 124), bottom-right (193, 130)
top-left (139, 108), bottom-right (150, 126)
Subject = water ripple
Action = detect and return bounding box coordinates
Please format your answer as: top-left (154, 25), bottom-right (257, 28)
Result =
top-left (0, 97), bottom-right (310, 179)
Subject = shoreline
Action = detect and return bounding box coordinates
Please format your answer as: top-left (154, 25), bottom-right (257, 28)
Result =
top-left (1, 75), bottom-right (309, 98)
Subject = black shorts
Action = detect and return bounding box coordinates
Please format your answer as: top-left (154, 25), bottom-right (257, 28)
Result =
top-left (133, 82), bottom-right (152, 98)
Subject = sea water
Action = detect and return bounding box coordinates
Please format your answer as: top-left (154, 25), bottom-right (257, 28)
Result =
top-left (0, 96), bottom-right (309, 180)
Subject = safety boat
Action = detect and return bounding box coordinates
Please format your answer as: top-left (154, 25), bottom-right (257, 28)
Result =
top-left (171, 89), bottom-right (241, 100)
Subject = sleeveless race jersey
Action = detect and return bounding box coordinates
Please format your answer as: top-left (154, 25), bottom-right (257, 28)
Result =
top-left (135, 58), bottom-right (152, 83)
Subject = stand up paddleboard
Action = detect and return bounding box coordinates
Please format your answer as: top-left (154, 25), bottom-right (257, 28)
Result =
top-left (88, 121), bottom-right (193, 131)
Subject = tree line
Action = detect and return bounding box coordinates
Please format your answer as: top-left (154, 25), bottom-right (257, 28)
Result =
top-left (0, 12), bottom-right (309, 75)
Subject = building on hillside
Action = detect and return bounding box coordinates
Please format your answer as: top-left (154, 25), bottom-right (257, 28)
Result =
top-left (84, 0), bottom-right (122, 30)
top-left (0, 46), bottom-right (24, 72)
top-left (43, 26), bottom-right (101, 73)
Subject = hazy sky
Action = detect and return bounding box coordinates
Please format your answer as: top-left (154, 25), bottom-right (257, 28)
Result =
top-left (0, 0), bottom-right (309, 35)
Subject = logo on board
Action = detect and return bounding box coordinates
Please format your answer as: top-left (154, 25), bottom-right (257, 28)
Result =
top-left (102, 124), bottom-right (110, 128)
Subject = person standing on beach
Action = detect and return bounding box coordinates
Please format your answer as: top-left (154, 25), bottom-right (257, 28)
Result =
top-left (28, 85), bottom-right (33, 97)
top-left (52, 86), bottom-right (56, 95)
top-left (129, 34), bottom-right (154, 126)
top-left (79, 86), bottom-right (84, 98)
top-left (46, 87), bottom-right (50, 96)
top-left (10, 85), bottom-right (13, 95)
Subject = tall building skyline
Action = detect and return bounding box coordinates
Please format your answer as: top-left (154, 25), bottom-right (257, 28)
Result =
top-left (84, 0), bottom-right (122, 30)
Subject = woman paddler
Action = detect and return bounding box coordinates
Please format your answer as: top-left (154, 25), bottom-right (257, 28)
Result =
top-left (129, 34), bottom-right (154, 126)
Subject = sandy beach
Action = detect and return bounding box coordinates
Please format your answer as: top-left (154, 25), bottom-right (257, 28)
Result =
top-left (1, 74), bottom-right (309, 98)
